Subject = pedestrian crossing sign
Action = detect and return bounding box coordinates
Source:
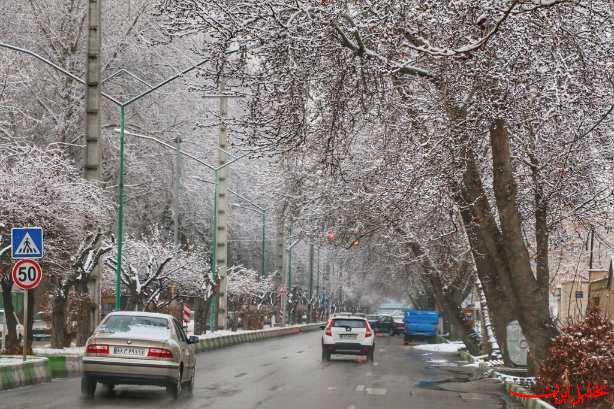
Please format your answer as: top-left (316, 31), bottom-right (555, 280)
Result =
top-left (11, 227), bottom-right (44, 259)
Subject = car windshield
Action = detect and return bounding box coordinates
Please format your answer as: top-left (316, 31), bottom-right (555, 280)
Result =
top-left (99, 315), bottom-right (170, 338)
top-left (0, 311), bottom-right (4, 324)
top-left (34, 312), bottom-right (44, 321)
top-left (332, 319), bottom-right (366, 328)
top-left (366, 315), bottom-right (379, 321)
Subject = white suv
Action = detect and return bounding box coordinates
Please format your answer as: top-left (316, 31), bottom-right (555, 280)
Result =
top-left (321, 315), bottom-right (374, 362)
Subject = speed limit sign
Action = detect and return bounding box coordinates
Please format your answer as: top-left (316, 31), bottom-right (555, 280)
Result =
top-left (11, 259), bottom-right (43, 290)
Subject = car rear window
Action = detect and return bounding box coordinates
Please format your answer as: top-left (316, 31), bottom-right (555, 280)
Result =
top-left (100, 315), bottom-right (170, 337)
top-left (332, 319), bottom-right (366, 328)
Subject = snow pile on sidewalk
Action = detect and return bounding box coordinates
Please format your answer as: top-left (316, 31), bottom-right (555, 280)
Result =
top-left (413, 341), bottom-right (464, 353)
top-left (492, 371), bottom-right (535, 386)
top-left (33, 347), bottom-right (84, 355)
top-left (197, 329), bottom-right (249, 339)
top-left (0, 357), bottom-right (27, 366)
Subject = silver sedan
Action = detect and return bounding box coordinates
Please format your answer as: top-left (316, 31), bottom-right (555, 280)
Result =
top-left (82, 311), bottom-right (198, 398)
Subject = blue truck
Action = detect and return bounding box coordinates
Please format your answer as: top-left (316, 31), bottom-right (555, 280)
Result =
top-left (403, 309), bottom-right (439, 344)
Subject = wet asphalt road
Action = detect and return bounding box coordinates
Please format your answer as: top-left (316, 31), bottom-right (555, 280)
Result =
top-left (1, 331), bottom-right (506, 409)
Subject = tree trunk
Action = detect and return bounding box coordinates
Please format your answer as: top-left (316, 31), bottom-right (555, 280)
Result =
top-left (75, 297), bottom-right (93, 346)
top-left (453, 147), bottom-right (517, 365)
top-left (194, 296), bottom-right (211, 335)
top-left (1, 279), bottom-right (20, 354)
top-left (24, 288), bottom-right (34, 355)
top-left (489, 119), bottom-right (559, 369)
top-left (50, 292), bottom-right (67, 349)
top-left (443, 94), bottom-right (517, 365)
top-left (476, 278), bottom-right (501, 358)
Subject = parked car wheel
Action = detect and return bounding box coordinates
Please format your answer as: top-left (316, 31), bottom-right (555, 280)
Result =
top-left (185, 367), bottom-right (195, 391)
top-left (166, 368), bottom-right (183, 399)
top-left (81, 375), bottom-right (97, 398)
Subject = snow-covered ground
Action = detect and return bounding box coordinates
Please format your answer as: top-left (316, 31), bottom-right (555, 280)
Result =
top-left (33, 347), bottom-right (84, 356)
top-left (0, 357), bottom-right (27, 366)
top-left (413, 341), bottom-right (464, 353)
top-left (0, 356), bottom-right (46, 366)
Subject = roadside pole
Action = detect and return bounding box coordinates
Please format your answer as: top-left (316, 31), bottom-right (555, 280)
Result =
top-left (308, 244), bottom-right (314, 322)
top-left (281, 225), bottom-right (289, 326)
top-left (216, 77), bottom-right (230, 330)
top-left (173, 136), bottom-right (183, 247)
top-left (22, 290), bottom-right (28, 362)
top-left (85, 0), bottom-right (103, 330)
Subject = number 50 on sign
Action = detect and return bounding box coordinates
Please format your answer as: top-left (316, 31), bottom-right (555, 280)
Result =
top-left (11, 259), bottom-right (43, 290)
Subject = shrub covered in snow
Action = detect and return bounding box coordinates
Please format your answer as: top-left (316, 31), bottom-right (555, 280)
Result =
top-left (536, 306), bottom-right (614, 408)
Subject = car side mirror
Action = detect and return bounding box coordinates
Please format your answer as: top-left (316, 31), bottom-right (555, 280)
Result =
top-left (188, 336), bottom-right (199, 344)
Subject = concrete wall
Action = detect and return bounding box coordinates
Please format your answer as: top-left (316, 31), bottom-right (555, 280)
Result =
top-left (556, 281), bottom-right (590, 324)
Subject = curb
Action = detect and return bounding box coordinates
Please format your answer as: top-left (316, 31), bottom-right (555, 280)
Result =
top-left (193, 323), bottom-right (321, 352)
top-left (0, 357), bottom-right (51, 391)
top-left (505, 383), bottom-right (557, 409)
top-left (458, 350), bottom-right (477, 363)
top-left (44, 355), bottom-right (82, 378)
top-left (457, 351), bottom-right (553, 409)
top-left (0, 322), bottom-right (324, 392)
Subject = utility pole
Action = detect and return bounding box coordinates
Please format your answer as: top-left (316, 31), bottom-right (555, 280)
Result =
top-left (280, 224), bottom-right (289, 326)
top-left (589, 226), bottom-right (595, 269)
top-left (216, 77), bottom-right (230, 330)
top-left (173, 136), bottom-right (183, 247)
top-left (85, 0), bottom-right (102, 328)
top-left (316, 247), bottom-right (320, 320)
top-left (316, 248), bottom-right (320, 299)
top-left (308, 244), bottom-right (314, 322)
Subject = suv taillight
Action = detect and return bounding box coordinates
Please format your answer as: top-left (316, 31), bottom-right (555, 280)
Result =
top-left (148, 347), bottom-right (174, 359)
top-left (324, 320), bottom-right (333, 337)
top-left (86, 344), bottom-right (109, 354)
top-left (365, 322), bottom-right (373, 338)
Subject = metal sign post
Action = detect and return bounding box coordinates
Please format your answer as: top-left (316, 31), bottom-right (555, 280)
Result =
top-left (23, 290), bottom-right (28, 362)
top-left (11, 259), bottom-right (44, 362)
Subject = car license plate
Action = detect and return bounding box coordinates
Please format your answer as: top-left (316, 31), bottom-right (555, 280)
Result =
top-left (113, 346), bottom-right (146, 356)
top-left (340, 334), bottom-right (356, 339)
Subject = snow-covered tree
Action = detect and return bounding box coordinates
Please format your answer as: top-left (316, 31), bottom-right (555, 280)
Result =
top-left (0, 144), bottom-right (111, 351)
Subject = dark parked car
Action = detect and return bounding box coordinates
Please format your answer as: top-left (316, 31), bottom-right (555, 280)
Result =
top-left (366, 314), bottom-right (395, 335)
top-left (392, 316), bottom-right (404, 335)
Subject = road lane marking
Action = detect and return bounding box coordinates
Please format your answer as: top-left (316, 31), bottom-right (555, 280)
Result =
top-left (327, 386), bottom-right (337, 391)
top-left (373, 362), bottom-right (379, 366)
top-left (355, 385), bottom-right (365, 392)
top-left (366, 388), bottom-right (387, 396)
top-left (345, 405), bottom-right (357, 409)
top-left (366, 371), bottom-right (373, 376)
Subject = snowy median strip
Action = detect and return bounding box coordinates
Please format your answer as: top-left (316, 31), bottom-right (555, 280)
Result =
top-left (0, 356), bottom-right (51, 391)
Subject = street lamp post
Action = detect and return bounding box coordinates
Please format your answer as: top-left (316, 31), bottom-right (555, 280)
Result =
top-left (284, 226), bottom-right (302, 326)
